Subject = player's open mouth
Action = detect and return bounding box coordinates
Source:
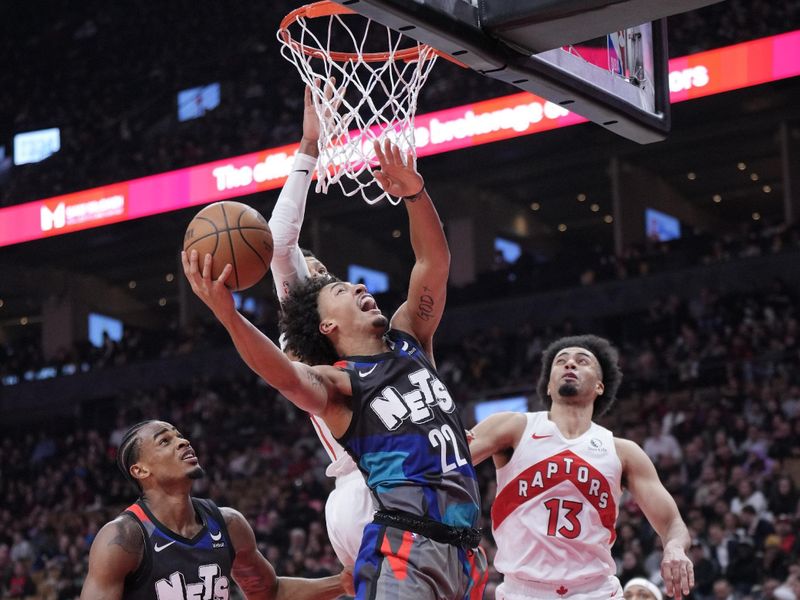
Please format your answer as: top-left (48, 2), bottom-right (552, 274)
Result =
top-left (359, 295), bottom-right (377, 311)
top-left (181, 448), bottom-right (198, 463)
top-left (562, 373), bottom-right (578, 382)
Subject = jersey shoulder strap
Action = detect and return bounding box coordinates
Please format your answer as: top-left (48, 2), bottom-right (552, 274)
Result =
top-left (121, 501), bottom-right (152, 592)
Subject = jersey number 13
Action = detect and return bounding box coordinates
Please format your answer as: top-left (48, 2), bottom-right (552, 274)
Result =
top-left (544, 498), bottom-right (584, 539)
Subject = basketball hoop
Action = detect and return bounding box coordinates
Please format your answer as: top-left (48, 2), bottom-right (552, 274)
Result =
top-left (278, 1), bottom-right (442, 204)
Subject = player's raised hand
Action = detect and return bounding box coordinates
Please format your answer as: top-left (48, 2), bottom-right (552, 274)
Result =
top-left (302, 82), bottom-right (321, 144)
top-left (661, 541), bottom-right (694, 599)
top-left (303, 78), bottom-right (337, 143)
top-left (372, 138), bottom-right (424, 199)
top-left (181, 250), bottom-right (236, 322)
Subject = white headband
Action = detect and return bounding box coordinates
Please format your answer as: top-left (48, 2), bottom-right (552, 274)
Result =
top-left (623, 578), bottom-right (663, 600)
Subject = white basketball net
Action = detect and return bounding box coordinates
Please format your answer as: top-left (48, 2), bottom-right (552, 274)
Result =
top-left (278, 5), bottom-right (438, 205)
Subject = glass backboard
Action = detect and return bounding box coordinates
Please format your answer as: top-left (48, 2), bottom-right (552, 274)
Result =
top-left (331, 0), bottom-right (723, 143)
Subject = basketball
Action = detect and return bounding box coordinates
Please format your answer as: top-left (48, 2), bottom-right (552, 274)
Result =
top-left (183, 201), bottom-right (273, 291)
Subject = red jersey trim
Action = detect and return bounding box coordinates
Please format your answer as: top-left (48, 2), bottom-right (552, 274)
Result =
top-left (126, 503), bottom-right (150, 523)
top-left (309, 414), bottom-right (338, 461)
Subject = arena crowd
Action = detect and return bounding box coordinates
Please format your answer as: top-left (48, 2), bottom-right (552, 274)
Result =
top-left (1, 263), bottom-right (799, 598)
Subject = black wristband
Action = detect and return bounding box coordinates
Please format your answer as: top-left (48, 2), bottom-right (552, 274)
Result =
top-left (402, 186), bottom-right (425, 202)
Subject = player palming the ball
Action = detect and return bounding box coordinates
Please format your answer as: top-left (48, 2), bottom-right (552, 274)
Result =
top-left (182, 140), bottom-right (487, 600)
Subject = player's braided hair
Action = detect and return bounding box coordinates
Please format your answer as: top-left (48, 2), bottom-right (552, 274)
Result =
top-left (280, 276), bottom-right (340, 366)
top-left (116, 420), bottom-right (158, 491)
top-left (536, 335), bottom-right (623, 417)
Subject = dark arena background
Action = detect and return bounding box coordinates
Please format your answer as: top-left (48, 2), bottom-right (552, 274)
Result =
top-left (1, 1), bottom-right (800, 599)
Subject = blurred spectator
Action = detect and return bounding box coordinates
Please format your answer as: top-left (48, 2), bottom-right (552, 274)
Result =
top-left (619, 550), bottom-right (649, 587)
top-left (707, 522), bottom-right (738, 576)
top-left (774, 515), bottom-right (800, 556)
top-left (643, 419), bottom-right (683, 463)
top-left (739, 505), bottom-right (775, 548)
top-left (9, 533), bottom-right (33, 564)
top-left (5, 561), bottom-right (36, 598)
top-left (730, 480), bottom-right (769, 516)
top-left (623, 577), bottom-right (662, 600)
top-left (768, 476), bottom-right (799, 516)
top-left (712, 578), bottom-right (738, 600)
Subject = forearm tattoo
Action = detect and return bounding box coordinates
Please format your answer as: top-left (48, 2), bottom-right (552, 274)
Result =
top-left (225, 511), bottom-right (277, 596)
top-left (232, 562), bottom-right (273, 596)
top-left (416, 287), bottom-right (435, 321)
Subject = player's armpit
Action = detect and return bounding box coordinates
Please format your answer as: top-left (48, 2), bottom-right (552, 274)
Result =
top-left (469, 411), bottom-right (528, 466)
top-left (281, 364), bottom-right (351, 420)
top-left (79, 516), bottom-right (143, 600)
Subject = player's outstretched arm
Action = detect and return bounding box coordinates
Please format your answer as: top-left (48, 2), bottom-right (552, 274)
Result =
top-left (616, 438), bottom-right (694, 600)
top-left (469, 411), bottom-right (528, 465)
top-left (223, 508), bottom-right (352, 600)
top-left (269, 85), bottom-right (320, 302)
top-left (181, 250), bottom-right (346, 415)
top-left (374, 140), bottom-right (449, 355)
top-left (79, 517), bottom-right (142, 600)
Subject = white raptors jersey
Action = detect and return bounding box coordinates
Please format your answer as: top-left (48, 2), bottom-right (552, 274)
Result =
top-left (309, 414), bottom-right (359, 477)
top-left (492, 412), bottom-right (622, 588)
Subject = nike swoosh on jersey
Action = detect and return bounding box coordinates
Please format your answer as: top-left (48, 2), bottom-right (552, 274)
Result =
top-left (531, 433), bottom-right (553, 440)
top-left (210, 531), bottom-right (222, 541)
top-left (154, 540), bottom-right (176, 552)
top-left (358, 364), bottom-right (378, 378)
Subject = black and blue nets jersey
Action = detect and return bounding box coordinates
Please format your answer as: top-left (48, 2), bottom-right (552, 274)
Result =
top-left (335, 329), bottom-right (481, 529)
top-left (122, 497), bottom-right (234, 599)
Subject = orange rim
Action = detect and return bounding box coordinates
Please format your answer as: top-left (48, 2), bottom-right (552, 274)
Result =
top-left (279, 0), bottom-right (461, 65)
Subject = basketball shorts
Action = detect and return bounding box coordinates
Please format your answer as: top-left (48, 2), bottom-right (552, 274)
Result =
top-left (325, 469), bottom-right (374, 567)
top-left (354, 522), bottom-right (488, 600)
top-left (496, 575), bottom-right (623, 600)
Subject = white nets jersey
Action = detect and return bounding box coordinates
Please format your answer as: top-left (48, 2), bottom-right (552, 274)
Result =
top-left (492, 412), bottom-right (622, 590)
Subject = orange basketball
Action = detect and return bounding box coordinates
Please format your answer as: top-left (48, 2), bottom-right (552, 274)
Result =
top-left (183, 201), bottom-right (273, 291)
